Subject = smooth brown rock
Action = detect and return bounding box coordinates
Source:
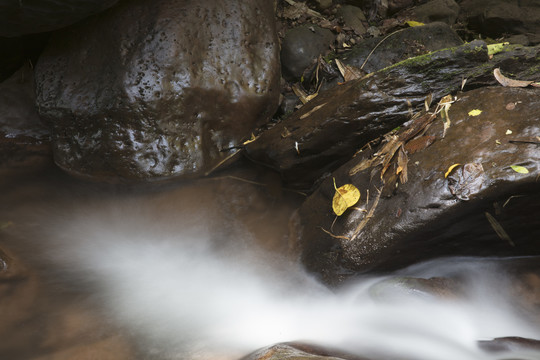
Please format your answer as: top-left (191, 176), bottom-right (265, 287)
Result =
top-left (292, 86), bottom-right (540, 284)
top-left (35, 0), bottom-right (280, 182)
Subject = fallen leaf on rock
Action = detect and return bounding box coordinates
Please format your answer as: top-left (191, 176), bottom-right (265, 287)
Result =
top-left (447, 162), bottom-right (485, 200)
top-left (396, 145), bottom-right (408, 183)
top-left (510, 165), bottom-right (529, 174)
top-left (487, 43), bottom-right (509, 56)
top-left (332, 178), bottom-right (360, 216)
top-left (335, 59), bottom-right (365, 82)
top-left (292, 83), bottom-right (311, 104)
top-left (445, 163), bottom-right (461, 178)
top-left (242, 133), bottom-right (258, 145)
top-left (505, 102), bottom-right (516, 110)
top-left (468, 109), bottom-right (482, 116)
top-left (440, 95), bottom-right (453, 138)
top-left (424, 93), bottom-right (433, 111)
top-left (493, 68), bottom-right (536, 88)
top-left (282, 0), bottom-right (324, 20)
top-left (404, 135), bottom-right (436, 154)
top-left (406, 21), bottom-right (424, 27)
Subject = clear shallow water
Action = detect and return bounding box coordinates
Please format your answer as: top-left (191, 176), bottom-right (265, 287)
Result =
top-left (1, 164), bottom-right (539, 360)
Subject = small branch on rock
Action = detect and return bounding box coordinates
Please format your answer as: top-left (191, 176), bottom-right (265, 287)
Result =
top-left (351, 187), bottom-right (382, 241)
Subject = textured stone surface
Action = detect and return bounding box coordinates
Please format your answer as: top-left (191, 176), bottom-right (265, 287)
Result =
top-left (413, 0), bottom-right (460, 25)
top-left (459, 0), bottom-right (540, 45)
top-left (35, 0), bottom-right (280, 182)
top-left (246, 41), bottom-right (488, 190)
top-left (292, 86), bottom-right (540, 284)
top-left (280, 24), bottom-right (335, 80)
top-left (0, 65), bottom-right (51, 168)
top-left (341, 22), bottom-right (463, 73)
top-left (336, 5), bottom-right (367, 35)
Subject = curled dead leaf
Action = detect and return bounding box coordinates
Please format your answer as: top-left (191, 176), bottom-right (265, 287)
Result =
top-left (445, 163), bottom-right (461, 178)
top-left (493, 68), bottom-right (535, 88)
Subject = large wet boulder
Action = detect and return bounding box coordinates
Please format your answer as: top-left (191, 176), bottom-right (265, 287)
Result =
top-left (459, 0), bottom-right (540, 45)
top-left (292, 86), bottom-right (540, 284)
top-left (246, 41), bottom-right (489, 190)
top-left (35, 0), bottom-right (280, 182)
top-left (245, 43), bottom-right (540, 191)
top-left (0, 0), bottom-right (119, 37)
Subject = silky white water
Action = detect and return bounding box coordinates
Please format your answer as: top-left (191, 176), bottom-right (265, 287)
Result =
top-left (42, 203), bottom-right (540, 360)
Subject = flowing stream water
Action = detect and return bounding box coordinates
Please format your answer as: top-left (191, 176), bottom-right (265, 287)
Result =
top-left (1, 162), bottom-right (539, 360)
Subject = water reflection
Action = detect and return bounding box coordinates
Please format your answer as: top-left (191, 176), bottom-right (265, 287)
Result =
top-left (1, 162), bottom-right (539, 360)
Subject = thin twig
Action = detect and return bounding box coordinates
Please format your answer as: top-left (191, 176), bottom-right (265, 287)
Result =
top-left (360, 28), bottom-right (407, 70)
top-left (509, 140), bottom-right (540, 146)
top-left (485, 212), bottom-right (515, 247)
top-left (351, 187), bottom-right (382, 241)
top-left (204, 150), bottom-right (242, 176)
top-left (319, 226), bottom-right (350, 241)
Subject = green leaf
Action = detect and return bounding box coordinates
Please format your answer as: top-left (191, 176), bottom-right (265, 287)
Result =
top-left (510, 165), bottom-right (529, 174)
top-left (487, 42), bottom-right (509, 56)
top-left (405, 21), bottom-right (424, 27)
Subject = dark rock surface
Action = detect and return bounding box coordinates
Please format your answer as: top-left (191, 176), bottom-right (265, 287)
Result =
top-left (241, 342), bottom-right (368, 360)
top-left (281, 24), bottom-right (335, 80)
top-left (459, 0), bottom-right (540, 45)
top-left (478, 337), bottom-right (540, 356)
top-left (0, 0), bottom-right (119, 37)
top-left (292, 86), bottom-right (540, 284)
top-left (35, 0), bottom-right (280, 182)
top-left (340, 21), bottom-right (463, 73)
top-left (336, 5), bottom-right (367, 36)
top-left (0, 33), bottom-right (49, 82)
top-left (0, 65), bottom-right (50, 168)
top-left (412, 0), bottom-right (460, 25)
top-left (246, 41), bottom-right (489, 190)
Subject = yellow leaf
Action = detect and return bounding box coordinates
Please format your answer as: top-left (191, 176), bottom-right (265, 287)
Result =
top-left (445, 163), bottom-right (461, 178)
top-left (505, 129), bottom-right (512, 135)
top-left (332, 179), bottom-right (360, 216)
top-left (510, 165), bottom-right (529, 174)
top-left (406, 21), bottom-right (424, 27)
top-left (468, 109), bottom-right (482, 116)
top-left (487, 42), bottom-right (509, 56)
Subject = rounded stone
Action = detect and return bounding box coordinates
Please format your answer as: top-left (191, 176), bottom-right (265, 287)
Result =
top-left (280, 25), bottom-right (334, 80)
top-left (35, 0), bottom-right (280, 182)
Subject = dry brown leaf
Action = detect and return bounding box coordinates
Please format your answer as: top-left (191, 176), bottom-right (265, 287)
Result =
top-left (396, 145), bottom-right (408, 183)
top-left (300, 103), bottom-right (326, 119)
top-left (292, 83), bottom-right (309, 104)
top-left (282, 0), bottom-right (324, 20)
top-left (404, 135), bottom-right (436, 154)
top-left (335, 59), bottom-right (365, 82)
top-left (493, 68), bottom-right (535, 88)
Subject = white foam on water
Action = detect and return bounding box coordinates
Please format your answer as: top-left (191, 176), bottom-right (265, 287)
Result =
top-left (46, 211), bottom-right (540, 360)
